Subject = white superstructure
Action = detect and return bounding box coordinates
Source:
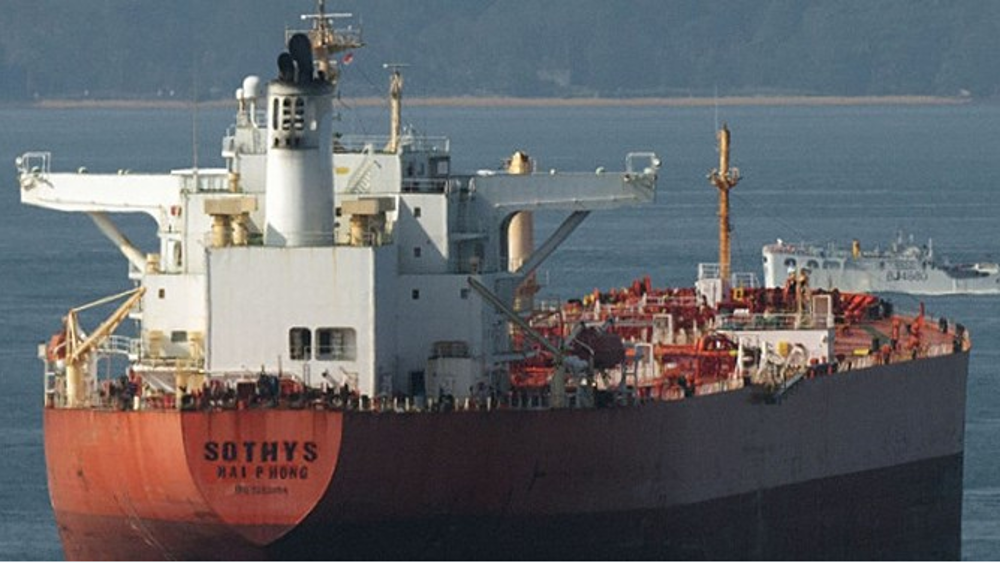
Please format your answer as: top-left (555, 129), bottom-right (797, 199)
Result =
top-left (17, 13), bottom-right (660, 402)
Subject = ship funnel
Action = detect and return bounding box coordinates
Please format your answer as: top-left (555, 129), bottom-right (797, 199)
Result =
top-left (288, 33), bottom-right (315, 85)
top-left (264, 33), bottom-right (336, 247)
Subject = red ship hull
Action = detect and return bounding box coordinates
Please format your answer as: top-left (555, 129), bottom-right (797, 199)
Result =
top-left (46, 352), bottom-right (967, 560)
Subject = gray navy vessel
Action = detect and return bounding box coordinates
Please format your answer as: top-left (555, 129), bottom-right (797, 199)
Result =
top-left (763, 232), bottom-right (1000, 294)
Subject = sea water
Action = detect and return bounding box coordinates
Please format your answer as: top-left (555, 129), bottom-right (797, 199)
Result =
top-left (0, 102), bottom-right (997, 560)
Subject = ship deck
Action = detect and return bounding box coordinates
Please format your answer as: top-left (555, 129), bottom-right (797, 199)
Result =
top-left (831, 310), bottom-right (963, 366)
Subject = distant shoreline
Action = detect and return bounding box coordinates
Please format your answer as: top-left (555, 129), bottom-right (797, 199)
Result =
top-left (20, 94), bottom-right (971, 110)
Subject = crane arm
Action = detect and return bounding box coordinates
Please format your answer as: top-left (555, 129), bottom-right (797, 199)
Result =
top-left (66, 287), bottom-right (146, 363)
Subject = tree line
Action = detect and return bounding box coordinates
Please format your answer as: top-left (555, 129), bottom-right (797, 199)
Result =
top-left (1, 0), bottom-right (997, 101)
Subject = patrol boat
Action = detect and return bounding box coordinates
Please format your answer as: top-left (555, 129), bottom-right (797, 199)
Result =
top-left (17, 4), bottom-right (968, 560)
top-left (763, 232), bottom-right (1000, 295)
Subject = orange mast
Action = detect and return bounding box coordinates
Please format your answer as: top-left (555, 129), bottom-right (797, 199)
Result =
top-left (708, 124), bottom-right (740, 287)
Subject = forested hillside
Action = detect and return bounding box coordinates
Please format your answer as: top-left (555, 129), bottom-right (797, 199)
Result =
top-left (0, 0), bottom-right (997, 101)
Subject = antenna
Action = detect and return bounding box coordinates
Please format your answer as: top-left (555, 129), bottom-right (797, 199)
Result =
top-left (300, 5), bottom-right (354, 24)
top-left (713, 85), bottom-right (719, 133)
top-left (293, 0), bottom-right (364, 84)
top-left (191, 47), bottom-right (199, 176)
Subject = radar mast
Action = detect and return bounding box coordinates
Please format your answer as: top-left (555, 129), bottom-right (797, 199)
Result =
top-left (293, 0), bottom-right (364, 86)
top-left (708, 124), bottom-right (740, 288)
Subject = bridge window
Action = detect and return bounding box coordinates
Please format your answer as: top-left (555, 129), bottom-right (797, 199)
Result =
top-left (289, 327), bottom-right (312, 360)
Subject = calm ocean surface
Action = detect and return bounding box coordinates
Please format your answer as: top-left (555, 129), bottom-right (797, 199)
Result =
top-left (0, 101), bottom-right (998, 559)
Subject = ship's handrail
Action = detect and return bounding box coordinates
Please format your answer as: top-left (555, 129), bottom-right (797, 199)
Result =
top-left (653, 293), bottom-right (700, 307)
top-left (401, 177), bottom-right (449, 193)
top-left (626, 152), bottom-right (660, 175)
top-left (345, 143), bottom-right (377, 193)
top-left (200, 229), bottom-right (394, 248)
top-left (696, 263), bottom-right (758, 288)
top-left (337, 134), bottom-right (450, 154)
top-left (16, 151), bottom-right (51, 176)
top-left (43, 368), bottom-right (63, 408)
top-left (698, 263), bottom-right (721, 280)
top-left (98, 335), bottom-right (141, 357)
top-left (175, 170), bottom-right (231, 193)
top-left (717, 312), bottom-right (835, 331)
top-left (732, 272), bottom-right (759, 288)
top-left (15, 152), bottom-right (51, 189)
top-left (222, 124), bottom-right (267, 155)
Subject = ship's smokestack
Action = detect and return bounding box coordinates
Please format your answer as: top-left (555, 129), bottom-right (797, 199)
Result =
top-left (264, 33), bottom-right (335, 247)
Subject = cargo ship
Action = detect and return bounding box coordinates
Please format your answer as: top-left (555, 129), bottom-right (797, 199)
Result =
top-left (763, 233), bottom-right (1000, 295)
top-left (19, 4), bottom-right (968, 560)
